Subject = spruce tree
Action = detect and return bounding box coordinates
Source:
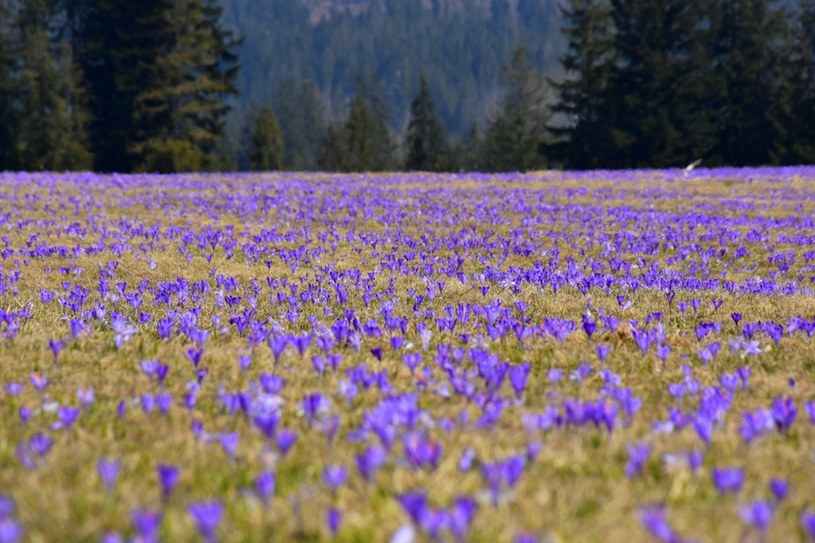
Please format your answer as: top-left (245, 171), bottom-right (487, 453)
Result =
top-left (319, 87), bottom-right (394, 172)
top-left (249, 105), bottom-right (284, 170)
top-left (404, 74), bottom-right (451, 171)
top-left (14, 0), bottom-right (93, 171)
top-left (68, 0), bottom-right (167, 171)
top-left (550, 0), bottom-right (616, 169)
top-left (480, 46), bottom-right (550, 172)
top-left (0, 4), bottom-right (17, 170)
top-left (607, 0), bottom-right (709, 168)
top-left (274, 78), bottom-right (327, 170)
top-left (708, 0), bottom-right (787, 166)
top-left (66, 0), bottom-right (239, 172)
top-left (134, 0), bottom-right (241, 172)
top-left (771, 0), bottom-right (815, 164)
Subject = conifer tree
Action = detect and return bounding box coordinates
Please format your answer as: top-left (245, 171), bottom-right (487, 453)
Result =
top-left (404, 74), bottom-right (451, 171)
top-left (249, 105), bottom-right (284, 170)
top-left (274, 78), bottom-right (327, 170)
top-left (320, 83), bottom-right (394, 172)
top-left (458, 122), bottom-right (482, 171)
top-left (0, 4), bottom-right (17, 170)
top-left (708, 0), bottom-right (787, 166)
top-left (771, 0), bottom-right (815, 164)
top-left (606, 0), bottom-right (707, 167)
top-left (480, 46), bottom-right (550, 172)
top-left (549, 0), bottom-right (616, 169)
top-left (14, 0), bottom-right (93, 171)
top-left (134, 0), bottom-right (241, 172)
top-left (65, 0), bottom-right (239, 172)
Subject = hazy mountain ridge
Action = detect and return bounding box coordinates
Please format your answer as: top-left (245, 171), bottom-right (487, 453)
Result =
top-left (221, 0), bottom-right (562, 136)
top-left (299, 0), bottom-right (517, 24)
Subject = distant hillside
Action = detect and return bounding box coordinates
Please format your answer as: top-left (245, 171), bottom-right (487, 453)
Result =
top-left (219, 0), bottom-right (563, 136)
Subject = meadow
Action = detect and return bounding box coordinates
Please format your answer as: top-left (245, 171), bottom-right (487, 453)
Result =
top-left (1, 168), bottom-right (815, 543)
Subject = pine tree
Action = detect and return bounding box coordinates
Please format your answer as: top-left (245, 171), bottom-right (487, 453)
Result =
top-left (404, 74), bottom-right (451, 171)
top-left (458, 122), bottom-right (482, 171)
top-left (0, 3), bottom-right (18, 170)
top-left (607, 0), bottom-right (710, 168)
top-left (771, 0), bottom-right (815, 164)
top-left (274, 78), bottom-right (327, 170)
top-left (708, 0), bottom-right (787, 166)
top-left (65, 0), bottom-right (240, 172)
top-left (318, 124), bottom-right (347, 172)
top-left (134, 0), bottom-right (241, 172)
top-left (249, 105), bottom-right (284, 170)
top-left (319, 83), bottom-right (394, 172)
top-left (549, 0), bottom-right (616, 169)
top-left (480, 46), bottom-right (550, 172)
top-left (14, 0), bottom-right (93, 171)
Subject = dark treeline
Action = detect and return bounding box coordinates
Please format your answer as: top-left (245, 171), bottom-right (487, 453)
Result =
top-left (0, 0), bottom-right (240, 173)
top-left (551, 0), bottom-right (815, 169)
top-left (1, 0), bottom-right (814, 172)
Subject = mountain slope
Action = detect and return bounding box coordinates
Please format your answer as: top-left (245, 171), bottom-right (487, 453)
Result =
top-left (220, 0), bottom-right (563, 135)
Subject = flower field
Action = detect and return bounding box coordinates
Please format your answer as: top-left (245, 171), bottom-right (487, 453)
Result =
top-left (1, 169), bottom-right (815, 542)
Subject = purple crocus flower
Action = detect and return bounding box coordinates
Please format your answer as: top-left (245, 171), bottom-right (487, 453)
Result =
top-left (76, 387), bottom-right (95, 407)
top-left (48, 339), bottom-right (65, 363)
top-left (731, 312), bottom-right (742, 325)
top-left (687, 450), bottom-right (703, 472)
top-left (188, 501), bottom-right (223, 543)
top-left (625, 442), bottom-right (652, 478)
top-left (638, 506), bottom-right (675, 542)
top-left (29, 373), bottom-right (49, 393)
top-left (157, 464), bottom-right (179, 499)
top-left (29, 432), bottom-right (53, 458)
top-left (801, 509), bottom-right (815, 541)
top-left (276, 430), bottom-right (297, 455)
top-left (508, 362), bottom-right (530, 398)
top-left (268, 335), bottom-right (288, 364)
top-left (402, 352), bottom-right (422, 374)
top-left (403, 432), bottom-right (442, 471)
top-left (97, 458), bottom-right (121, 491)
top-left (323, 465), bottom-right (347, 492)
top-left (0, 518), bottom-right (23, 543)
top-left (397, 491), bottom-right (428, 524)
top-left (738, 500), bottom-right (773, 532)
top-left (449, 495), bottom-right (478, 540)
top-left (254, 471), bottom-right (275, 504)
top-left (3, 382), bottom-right (23, 397)
top-left (356, 445), bottom-right (387, 482)
top-left (655, 344), bottom-right (670, 364)
top-left (131, 509), bottom-right (161, 543)
top-left (237, 354), bottom-right (252, 372)
top-left (769, 478), bottom-right (788, 502)
top-left (326, 507), bottom-right (342, 538)
top-left (712, 467), bottom-right (744, 494)
top-left (219, 433), bottom-right (239, 459)
top-left (301, 393), bottom-right (325, 422)
top-left (771, 396), bottom-right (796, 432)
top-left (0, 494), bottom-right (21, 543)
top-left (458, 448), bottom-right (476, 472)
top-left (52, 406), bottom-right (80, 431)
top-left (0, 494), bottom-right (15, 518)
top-left (111, 314), bottom-right (137, 348)
top-left (582, 313), bottom-right (596, 338)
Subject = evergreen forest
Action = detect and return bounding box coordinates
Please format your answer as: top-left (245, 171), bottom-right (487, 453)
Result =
top-left (0, 0), bottom-right (814, 172)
